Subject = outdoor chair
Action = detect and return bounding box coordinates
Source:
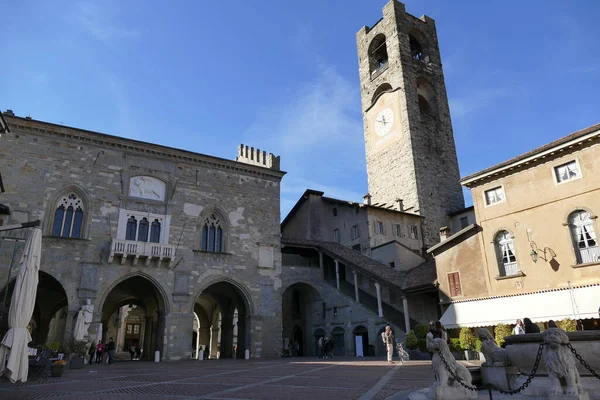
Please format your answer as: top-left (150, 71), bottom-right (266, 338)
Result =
top-left (28, 348), bottom-right (52, 379)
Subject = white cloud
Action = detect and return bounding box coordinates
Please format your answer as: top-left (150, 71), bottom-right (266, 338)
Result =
top-left (76, 2), bottom-right (140, 45)
top-left (245, 65), bottom-right (366, 219)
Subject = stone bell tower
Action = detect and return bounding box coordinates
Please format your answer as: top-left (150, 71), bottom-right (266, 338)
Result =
top-left (356, 0), bottom-right (464, 248)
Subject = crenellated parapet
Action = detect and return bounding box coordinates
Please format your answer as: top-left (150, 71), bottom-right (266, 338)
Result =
top-left (235, 144), bottom-right (281, 171)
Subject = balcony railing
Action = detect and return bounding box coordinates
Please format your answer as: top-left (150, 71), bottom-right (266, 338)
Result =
top-left (501, 262), bottom-right (519, 277)
top-left (108, 239), bottom-right (176, 266)
top-left (578, 246), bottom-right (600, 264)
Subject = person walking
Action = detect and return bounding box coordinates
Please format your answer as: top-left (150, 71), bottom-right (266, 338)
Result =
top-left (95, 341), bottom-right (104, 364)
top-left (512, 319), bottom-right (525, 335)
top-left (523, 318), bottom-right (540, 333)
top-left (88, 342), bottom-right (96, 365)
top-left (382, 326), bottom-right (395, 363)
top-left (107, 337), bottom-right (115, 364)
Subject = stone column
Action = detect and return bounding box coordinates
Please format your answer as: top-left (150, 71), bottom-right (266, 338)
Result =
top-left (352, 270), bottom-right (360, 303)
top-left (374, 282), bottom-right (383, 318)
top-left (402, 296), bottom-right (410, 332)
top-left (334, 259), bottom-right (340, 290)
top-left (221, 318), bottom-right (234, 358)
top-left (144, 316), bottom-right (155, 358)
top-left (210, 326), bottom-right (220, 358)
top-left (236, 315), bottom-right (247, 359)
top-left (62, 311), bottom-right (76, 344)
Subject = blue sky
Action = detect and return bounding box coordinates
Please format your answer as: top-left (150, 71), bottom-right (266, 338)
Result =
top-left (2, 0), bottom-right (600, 219)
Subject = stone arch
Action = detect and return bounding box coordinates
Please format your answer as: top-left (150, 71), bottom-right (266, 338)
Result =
top-left (416, 78), bottom-right (437, 117)
top-left (371, 83), bottom-right (394, 105)
top-left (282, 282), bottom-right (322, 357)
top-left (194, 275), bottom-right (254, 316)
top-left (97, 271), bottom-right (170, 316)
top-left (194, 278), bottom-right (253, 359)
top-left (353, 325), bottom-right (369, 357)
top-left (0, 270), bottom-right (68, 345)
top-left (43, 185), bottom-right (93, 239)
top-left (368, 33), bottom-right (388, 74)
top-left (408, 29), bottom-right (429, 62)
top-left (198, 206), bottom-right (230, 253)
top-left (98, 273), bottom-right (170, 359)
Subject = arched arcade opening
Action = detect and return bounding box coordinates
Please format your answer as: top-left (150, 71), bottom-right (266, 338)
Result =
top-left (194, 281), bottom-right (251, 359)
top-left (282, 282), bottom-right (321, 357)
top-left (100, 275), bottom-right (168, 361)
top-left (0, 270), bottom-right (68, 346)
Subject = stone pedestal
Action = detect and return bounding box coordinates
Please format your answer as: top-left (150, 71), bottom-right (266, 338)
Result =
top-left (548, 394), bottom-right (590, 400)
top-left (426, 385), bottom-right (478, 400)
top-left (481, 365), bottom-right (518, 391)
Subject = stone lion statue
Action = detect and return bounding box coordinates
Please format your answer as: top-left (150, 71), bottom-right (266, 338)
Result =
top-left (542, 328), bottom-right (583, 396)
top-left (477, 328), bottom-right (510, 367)
top-left (429, 338), bottom-right (472, 387)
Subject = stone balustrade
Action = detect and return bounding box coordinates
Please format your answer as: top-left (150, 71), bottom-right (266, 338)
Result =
top-left (108, 239), bottom-right (176, 266)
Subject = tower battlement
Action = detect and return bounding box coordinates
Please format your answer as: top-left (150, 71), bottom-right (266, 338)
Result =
top-left (235, 144), bottom-right (281, 171)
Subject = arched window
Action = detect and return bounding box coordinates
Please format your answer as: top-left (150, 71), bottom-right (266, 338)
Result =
top-left (201, 213), bottom-right (224, 253)
top-left (150, 219), bottom-right (161, 243)
top-left (569, 211), bottom-right (599, 264)
top-left (125, 216), bottom-right (137, 241)
top-left (368, 34), bottom-right (388, 75)
top-left (371, 83), bottom-right (393, 105)
top-left (51, 193), bottom-right (85, 238)
top-left (495, 231), bottom-right (519, 277)
top-left (138, 218), bottom-right (149, 242)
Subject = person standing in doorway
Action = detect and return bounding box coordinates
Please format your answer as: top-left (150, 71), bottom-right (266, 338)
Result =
top-left (107, 337), bottom-right (115, 364)
top-left (382, 326), bottom-right (395, 363)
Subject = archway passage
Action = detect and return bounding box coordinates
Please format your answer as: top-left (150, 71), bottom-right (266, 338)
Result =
top-left (194, 281), bottom-right (250, 359)
top-left (101, 275), bottom-right (167, 361)
top-left (353, 325), bottom-right (369, 357)
top-left (0, 270), bottom-right (68, 346)
top-left (282, 283), bottom-right (321, 357)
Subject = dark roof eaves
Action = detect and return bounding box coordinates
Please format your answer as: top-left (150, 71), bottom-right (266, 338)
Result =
top-left (426, 224), bottom-right (479, 255)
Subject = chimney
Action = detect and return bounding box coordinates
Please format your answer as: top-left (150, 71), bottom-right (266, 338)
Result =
top-left (439, 226), bottom-right (451, 241)
top-left (395, 198), bottom-right (404, 212)
top-left (4, 109), bottom-right (14, 116)
top-left (363, 193), bottom-right (372, 205)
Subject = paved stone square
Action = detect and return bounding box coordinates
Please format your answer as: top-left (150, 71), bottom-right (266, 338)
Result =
top-left (0, 358), bottom-right (437, 400)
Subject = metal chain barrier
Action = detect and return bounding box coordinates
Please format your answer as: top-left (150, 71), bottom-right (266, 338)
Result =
top-left (435, 342), bottom-right (546, 398)
top-left (566, 343), bottom-right (600, 380)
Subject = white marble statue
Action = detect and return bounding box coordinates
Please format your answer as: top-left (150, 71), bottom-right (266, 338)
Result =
top-left (73, 299), bottom-right (94, 340)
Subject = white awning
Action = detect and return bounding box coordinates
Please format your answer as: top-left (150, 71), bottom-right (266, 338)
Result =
top-left (440, 285), bottom-right (600, 328)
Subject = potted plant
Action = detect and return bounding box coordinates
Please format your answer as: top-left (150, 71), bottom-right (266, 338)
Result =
top-left (459, 327), bottom-right (477, 360)
top-left (45, 341), bottom-right (62, 358)
top-left (51, 360), bottom-right (66, 377)
top-left (66, 340), bottom-right (89, 369)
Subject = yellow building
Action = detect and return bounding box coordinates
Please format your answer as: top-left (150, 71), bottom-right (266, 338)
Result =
top-left (429, 123), bottom-right (600, 330)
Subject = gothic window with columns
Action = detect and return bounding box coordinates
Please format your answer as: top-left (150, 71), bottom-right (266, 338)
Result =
top-left (201, 213), bottom-right (224, 252)
top-left (51, 193), bottom-right (85, 238)
top-left (125, 216), bottom-right (162, 243)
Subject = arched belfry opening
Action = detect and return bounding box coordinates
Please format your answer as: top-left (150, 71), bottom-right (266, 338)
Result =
top-left (409, 34), bottom-right (429, 63)
top-left (101, 275), bottom-right (167, 361)
top-left (368, 34), bottom-right (388, 75)
top-left (194, 281), bottom-right (250, 359)
top-left (0, 271), bottom-right (68, 346)
top-left (282, 283), bottom-right (321, 356)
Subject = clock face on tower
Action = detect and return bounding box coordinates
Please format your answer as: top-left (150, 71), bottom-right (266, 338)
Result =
top-left (374, 108), bottom-right (394, 137)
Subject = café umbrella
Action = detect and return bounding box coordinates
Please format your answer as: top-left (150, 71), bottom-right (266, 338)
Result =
top-left (0, 228), bottom-right (42, 383)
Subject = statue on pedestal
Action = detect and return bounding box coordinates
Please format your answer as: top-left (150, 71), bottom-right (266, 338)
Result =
top-left (73, 299), bottom-right (94, 340)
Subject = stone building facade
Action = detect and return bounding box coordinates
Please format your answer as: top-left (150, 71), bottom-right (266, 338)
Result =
top-left (356, 0), bottom-right (465, 248)
top-left (0, 112), bottom-right (285, 360)
top-left (429, 123), bottom-right (600, 330)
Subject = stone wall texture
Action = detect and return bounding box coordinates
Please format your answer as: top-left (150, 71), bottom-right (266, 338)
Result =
top-left (356, 0), bottom-right (465, 248)
top-left (0, 115), bottom-right (285, 360)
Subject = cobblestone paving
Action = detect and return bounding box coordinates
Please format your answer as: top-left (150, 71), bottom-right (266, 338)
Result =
top-left (0, 358), bottom-right (436, 400)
